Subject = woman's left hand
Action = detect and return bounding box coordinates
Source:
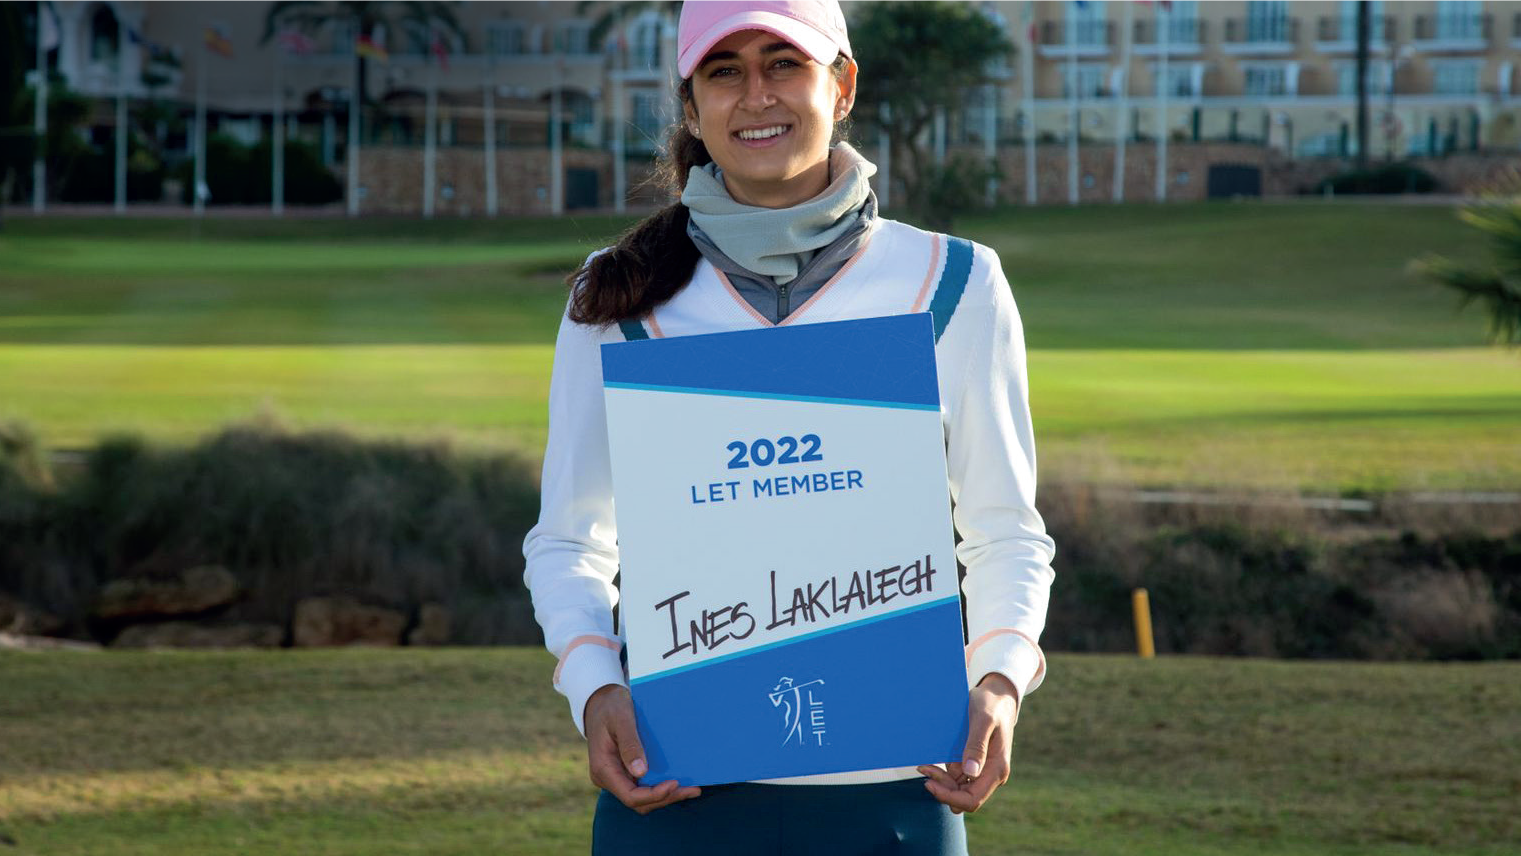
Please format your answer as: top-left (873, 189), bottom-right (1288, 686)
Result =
top-left (917, 673), bottom-right (1021, 814)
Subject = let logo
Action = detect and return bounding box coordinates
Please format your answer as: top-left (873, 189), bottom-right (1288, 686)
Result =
top-left (768, 677), bottom-right (827, 746)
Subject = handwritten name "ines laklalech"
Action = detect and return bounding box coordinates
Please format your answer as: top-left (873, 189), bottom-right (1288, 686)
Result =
top-left (653, 554), bottom-right (938, 661)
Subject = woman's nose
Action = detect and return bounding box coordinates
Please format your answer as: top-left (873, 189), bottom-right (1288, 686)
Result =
top-left (739, 70), bottom-right (777, 110)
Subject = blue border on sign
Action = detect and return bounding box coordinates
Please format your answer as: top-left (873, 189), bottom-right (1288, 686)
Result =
top-left (601, 313), bottom-right (940, 409)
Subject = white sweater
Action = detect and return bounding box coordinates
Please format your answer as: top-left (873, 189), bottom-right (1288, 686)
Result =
top-left (523, 217), bottom-right (1055, 785)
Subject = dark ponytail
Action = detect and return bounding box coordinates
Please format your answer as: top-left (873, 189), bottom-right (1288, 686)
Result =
top-left (567, 78), bottom-right (710, 327)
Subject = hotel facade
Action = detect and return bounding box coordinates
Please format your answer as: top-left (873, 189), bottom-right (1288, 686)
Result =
top-left (23, 1), bottom-right (1521, 212)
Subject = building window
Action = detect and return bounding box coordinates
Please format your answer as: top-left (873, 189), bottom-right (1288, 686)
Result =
top-left (555, 22), bottom-right (592, 55)
top-left (89, 4), bottom-right (119, 63)
top-left (1147, 63), bottom-right (1197, 97)
top-left (489, 21), bottom-right (528, 56)
top-left (1435, 0), bottom-right (1482, 41)
top-left (1337, 0), bottom-right (1385, 42)
top-left (1243, 63), bottom-right (1288, 96)
top-left (1334, 60), bottom-right (1392, 95)
top-left (1166, 1), bottom-right (1200, 43)
top-left (630, 91), bottom-right (663, 151)
top-left (631, 18), bottom-right (661, 69)
top-left (1070, 0), bottom-right (1107, 47)
top-left (1063, 64), bottom-right (1109, 99)
top-left (1431, 60), bottom-right (1481, 95)
top-left (1245, 0), bottom-right (1290, 43)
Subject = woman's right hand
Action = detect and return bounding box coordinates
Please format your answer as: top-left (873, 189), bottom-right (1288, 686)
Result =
top-left (583, 683), bottom-right (702, 814)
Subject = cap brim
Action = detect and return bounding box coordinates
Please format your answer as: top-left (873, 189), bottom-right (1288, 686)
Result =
top-left (677, 10), bottom-right (840, 79)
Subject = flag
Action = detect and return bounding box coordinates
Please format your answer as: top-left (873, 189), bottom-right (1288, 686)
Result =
top-left (356, 33), bottom-right (389, 62)
top-left (277, 28), bottom-right (317, 56)
top-left (204, 25), bottom-right (233, 58)
top-left (430, 29), bottom-right (450, 71)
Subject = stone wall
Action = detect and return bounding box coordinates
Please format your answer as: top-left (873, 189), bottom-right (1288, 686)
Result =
top-left (348, 144), bottom-right (1521, 215)
top-left (355, 147), bottom-right (615, 216)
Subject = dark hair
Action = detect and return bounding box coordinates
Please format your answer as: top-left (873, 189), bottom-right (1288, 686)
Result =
top-left (567, 53), bottom-right (853, 327)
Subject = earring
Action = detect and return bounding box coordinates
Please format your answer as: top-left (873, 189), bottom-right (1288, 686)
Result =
top-left (691, 124), bottom-right (702, 138)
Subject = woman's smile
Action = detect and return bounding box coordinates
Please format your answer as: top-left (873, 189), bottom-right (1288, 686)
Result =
top-left (733, 123), bottom-right (795, 147)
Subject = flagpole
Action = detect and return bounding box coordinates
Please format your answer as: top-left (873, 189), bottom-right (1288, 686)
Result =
top-left (1066, 0), bottom-right (1078, 205)
top-left (1023, 0), bottom-right (1036, 206)
top-left (33, 3), bottom-right (49, 213)
top-left (983, 82), bottom-right (997, 206)
top-left (1156, 1), bottom-right (1169, 202)
top-left (612, 29), bottom-right (626, 214)
top-left (485, 47), bottom-right (498, 217)
top-left (550, 55), bottom-right (563, 216)
top-left (273, 34), bottom-right (285, 217)
top-left (424, 25), bottom-right (437, 219)
top-left (115, 12), bottom-right (128, 214)
top-left (1113, 0), bottom-right (1133, 203)
top-left (347, 17), bottom-right (361, 217)
top-left (194, 29), bottom-right (207, 218)
top-left (877, 102), bottom-right (891, 210)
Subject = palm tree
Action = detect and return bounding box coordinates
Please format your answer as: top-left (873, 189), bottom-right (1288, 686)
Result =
top-left (1412, 176), bottom-right (1521, 350)
top-left (576, 0), bottom-right (681, 57)
top-left (260, 1), bottom-right (467, 109)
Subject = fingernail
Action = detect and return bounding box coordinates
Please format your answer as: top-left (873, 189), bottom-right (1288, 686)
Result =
top-left (963, 759), bottom-right (981, 778)
top-left (630, 759), bottom-right (647, 777)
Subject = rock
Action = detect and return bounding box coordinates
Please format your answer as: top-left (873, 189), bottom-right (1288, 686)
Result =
top-left (0, 632), bottom-right (102, 652)
top-left (407, 602), bottom-right (452, 646)
top-left (94, 566), bottom-right (240, 620)
top-left (293, 596), bottom-right (406, 647)
top-left (0, 592), bottom-right (64, 636)
top-left (110, 621), bottom-right (284, 650)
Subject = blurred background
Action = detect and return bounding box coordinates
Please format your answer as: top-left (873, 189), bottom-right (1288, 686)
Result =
top-left (1, 2), bottom-right (1519, 855)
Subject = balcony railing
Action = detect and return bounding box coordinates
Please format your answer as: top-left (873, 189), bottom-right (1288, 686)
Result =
top-left (1039, 20), bottom-right (1113, 49)
top-left (1315, 15), bottom-right (1394, 44)
top-left (1132, 18), bottom-right (1206, 46)
top-left (1223, 17), bottom-right (1299, 47)
top-left (1413, 13), bottom-right (1490, 43)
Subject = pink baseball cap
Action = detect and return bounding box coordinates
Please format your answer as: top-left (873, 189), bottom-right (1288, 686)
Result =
top-left (677, 0), bottom-right (852, 79)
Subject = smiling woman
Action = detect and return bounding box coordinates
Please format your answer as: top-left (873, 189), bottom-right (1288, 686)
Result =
top-left (523, 2), bottom-right (1057, 854)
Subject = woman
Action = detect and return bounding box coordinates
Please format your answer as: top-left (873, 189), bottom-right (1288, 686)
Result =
top-left (523, 2), bottom-right (1055, 853)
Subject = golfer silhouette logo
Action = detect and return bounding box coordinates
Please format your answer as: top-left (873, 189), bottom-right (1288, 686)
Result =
top-left (768, 677), bottom-right (827, 746)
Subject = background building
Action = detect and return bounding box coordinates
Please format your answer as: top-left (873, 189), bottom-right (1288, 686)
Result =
top-left (18, 0), bottom-right (1521, 214)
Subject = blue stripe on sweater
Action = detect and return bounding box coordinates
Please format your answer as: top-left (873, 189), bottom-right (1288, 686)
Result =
top-left (928, 236), bottom-right (974, 343)
top-left (617, 318), bottom-right (649, 341)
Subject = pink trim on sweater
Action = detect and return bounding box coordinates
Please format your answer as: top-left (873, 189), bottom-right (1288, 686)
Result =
top-left (910, 234), bottom-right (944, 313)
top-left (645, 313), bottom-right (666, 339)
top-left (965, 627), bottom-right (1047, 688)
top-left (714, 269), bottom-right (775, 327)
top-left (779, 233), bottom-right (876, 327)
top-left (552, 634), bottom-right (623, 686)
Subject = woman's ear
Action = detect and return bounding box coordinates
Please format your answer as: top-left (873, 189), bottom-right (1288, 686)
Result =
top-left (681, 99), bottom-right (701, 136)
top-left (835, 58), bottom-right (859, 120)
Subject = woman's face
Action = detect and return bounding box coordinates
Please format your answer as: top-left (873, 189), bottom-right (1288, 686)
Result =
top-left (685, 29), bottom-right (857, 209)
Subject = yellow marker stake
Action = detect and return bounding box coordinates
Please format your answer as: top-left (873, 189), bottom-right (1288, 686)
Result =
top-left (1132, 588), bottom-right (1155, 659)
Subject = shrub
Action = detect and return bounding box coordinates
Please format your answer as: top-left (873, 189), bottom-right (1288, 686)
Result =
top-left (0, 418), bottom-right (543, 643)
top-left (1314, 162), bottom-right (1438, 195)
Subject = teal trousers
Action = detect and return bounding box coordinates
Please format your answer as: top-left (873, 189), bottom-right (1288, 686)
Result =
top-left (591, 777), bottom-right (968, 855)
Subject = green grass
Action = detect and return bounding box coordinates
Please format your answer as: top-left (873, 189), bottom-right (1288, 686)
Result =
top-left (0, 648), bottom-right (1516, 855)
top-left (2, 203), bottom-right (1518, 492)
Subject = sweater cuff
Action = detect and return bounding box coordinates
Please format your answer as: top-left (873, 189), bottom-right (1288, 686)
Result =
top-left (554, 637), bottom-right (627, 737)
top-left (966, 629), bottom-right (1046, 711)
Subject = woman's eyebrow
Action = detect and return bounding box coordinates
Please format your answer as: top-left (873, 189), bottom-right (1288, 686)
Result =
top-left (698, 42), bottom-right (801, 68)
